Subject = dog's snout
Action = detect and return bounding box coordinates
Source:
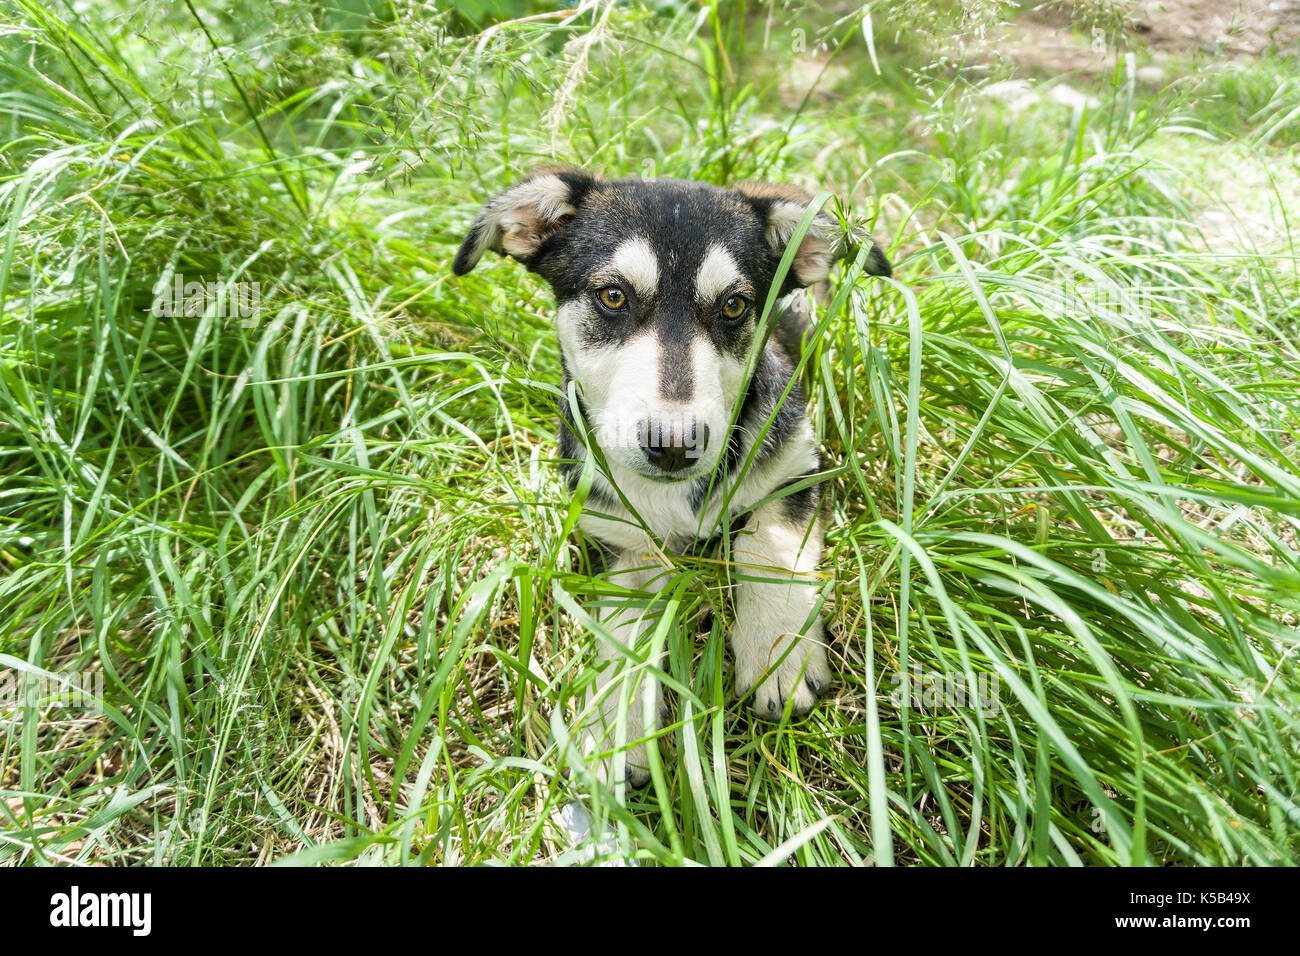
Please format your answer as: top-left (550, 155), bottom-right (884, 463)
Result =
top-left (640, 420), bottom-right (710, 474)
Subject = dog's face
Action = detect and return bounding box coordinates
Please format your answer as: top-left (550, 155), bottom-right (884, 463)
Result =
top-left (453, 168), bottom-right (887, 483)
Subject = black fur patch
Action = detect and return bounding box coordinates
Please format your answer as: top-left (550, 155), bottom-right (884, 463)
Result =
top-left (657, 320), bottom-right (695, 402)
top-left (745, 346), bottom-right (803, 468)
top-left (557, 381), bottom-right (616, 507)
top-left (777, 459), bottom-right (823, 525)
top-left (556, 386), bottom-right (585, 492)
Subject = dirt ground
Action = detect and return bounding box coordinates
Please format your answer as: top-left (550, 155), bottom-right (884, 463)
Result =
top-left (1129, 0), bottom-right (1300, 57)
top-left (984, 0), bottom-right (1300, 78)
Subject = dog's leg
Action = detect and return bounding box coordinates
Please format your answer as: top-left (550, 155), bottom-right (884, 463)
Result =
top-left (730, 500), bottom-right (831, 718)
top-left (582, 550), bottom-right (671, 788)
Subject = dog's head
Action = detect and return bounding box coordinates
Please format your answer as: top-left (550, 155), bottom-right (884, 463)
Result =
top-left (453, 167), bottom-right (889, 483)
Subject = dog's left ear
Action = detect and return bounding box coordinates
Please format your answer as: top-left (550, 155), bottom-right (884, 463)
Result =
top-left (453, 166), bottom-right (603, 275)
top-left (735, 182), bottom-right (891, 286)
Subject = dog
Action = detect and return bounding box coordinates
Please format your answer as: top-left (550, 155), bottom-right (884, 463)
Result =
top-left (453, 167), bottom-right (890, 785)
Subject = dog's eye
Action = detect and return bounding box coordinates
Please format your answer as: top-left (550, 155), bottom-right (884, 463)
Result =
top-left (721, 294), bottom-right (749, 321)
top-left (596, 287), bottom-right (628, 312)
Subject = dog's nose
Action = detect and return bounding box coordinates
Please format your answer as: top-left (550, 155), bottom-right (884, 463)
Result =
top-left (640, 421), bottom-right (709, 474)
top-left (643, 440), bottom-right (690, 473)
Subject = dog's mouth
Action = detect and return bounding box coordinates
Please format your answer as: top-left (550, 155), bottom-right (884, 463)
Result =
top-left (630, 466), bottom-right (702, 484)
top-left (605, 450), bottom-right (719, 485)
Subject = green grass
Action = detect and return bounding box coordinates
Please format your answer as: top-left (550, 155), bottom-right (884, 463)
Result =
top-left (1, 0), bottom-right (1297, 866)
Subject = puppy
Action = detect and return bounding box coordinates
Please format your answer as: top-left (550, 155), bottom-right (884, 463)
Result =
top-left (454, 167), bottom-right (890, 785)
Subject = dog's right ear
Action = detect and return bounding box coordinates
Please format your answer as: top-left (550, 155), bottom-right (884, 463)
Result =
top-left (452, 166), bottom-right (602, 275)
top-left (735, 181), bottom-right (891, 286)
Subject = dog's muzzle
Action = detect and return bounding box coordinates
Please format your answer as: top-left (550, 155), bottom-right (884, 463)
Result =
top-left (639, 419), bottom-right (710, 476)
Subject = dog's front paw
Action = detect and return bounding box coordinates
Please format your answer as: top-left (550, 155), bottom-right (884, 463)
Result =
top-left (732, 622), bottom-right (830, 719)
top-left (583, 672), bottom-right (662, 788)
